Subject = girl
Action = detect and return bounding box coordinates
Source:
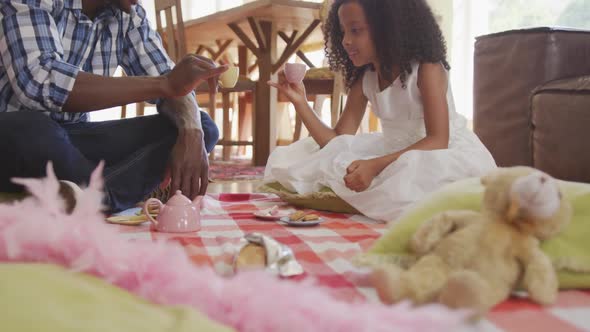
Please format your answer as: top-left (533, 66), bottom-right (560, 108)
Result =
top-left (265, 0), bottom-right (496, 222)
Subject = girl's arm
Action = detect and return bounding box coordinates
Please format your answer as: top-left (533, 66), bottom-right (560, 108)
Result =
top-left (268, 72), bottom-right (368, 148)
top-left (373, 62), bottom-right (450, 170)
top-left (344, 63), bottom-right (450, 191)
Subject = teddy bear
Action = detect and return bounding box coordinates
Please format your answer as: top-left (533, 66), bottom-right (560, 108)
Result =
top-left (371, 166), bottom-right (572, 315)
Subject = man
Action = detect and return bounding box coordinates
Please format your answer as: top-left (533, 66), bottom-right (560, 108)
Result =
top-left (0, 0), bottom-right (227, 212)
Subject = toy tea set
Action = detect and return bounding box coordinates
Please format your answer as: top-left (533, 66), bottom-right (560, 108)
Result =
top-left (103, 62), bottom-right (313, 277)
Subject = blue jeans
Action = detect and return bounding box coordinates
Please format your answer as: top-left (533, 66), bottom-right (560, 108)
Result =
top-left (0, 111), bottom-right (219, 212)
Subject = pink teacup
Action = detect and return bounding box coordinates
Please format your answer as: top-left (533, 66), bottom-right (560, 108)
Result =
top-left (143, 190), bottom-right (203, 233)
top-left (284, 63), bottom-right (307, 84)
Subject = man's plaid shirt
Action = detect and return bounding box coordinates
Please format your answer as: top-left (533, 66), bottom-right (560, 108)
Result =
top-left (0, 0), bottom-right (175, 123)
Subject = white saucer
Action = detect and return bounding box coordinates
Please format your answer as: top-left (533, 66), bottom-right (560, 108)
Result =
top-left (279, 216), bottom-right (324, 227)
top-left (253, 211), bottom-right (287, 221)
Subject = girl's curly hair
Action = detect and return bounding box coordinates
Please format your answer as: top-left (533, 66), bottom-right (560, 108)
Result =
top-left (323, 0), bottom-right (450, 89)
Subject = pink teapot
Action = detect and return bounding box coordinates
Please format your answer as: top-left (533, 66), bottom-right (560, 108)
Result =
top-left (143, 190), bottom-right (203, 233)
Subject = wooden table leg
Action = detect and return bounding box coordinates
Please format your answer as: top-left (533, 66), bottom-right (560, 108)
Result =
top-left (237, 46), bottom-right (250, 157)
top-left (222, 92), bottom-right (232, 161)
top-left (253, 20), bottom-right (278, 166)
top-left (227, 17), bottom-right (320, 166)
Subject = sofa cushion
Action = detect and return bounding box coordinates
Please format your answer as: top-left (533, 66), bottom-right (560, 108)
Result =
top-left (531, 75), bottom-right (590, 183)
top-left (474, 27), bottom-right (590, 169)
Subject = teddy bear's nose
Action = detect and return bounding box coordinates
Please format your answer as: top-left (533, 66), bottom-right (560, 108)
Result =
top-left (540, 176), bottom-right (547, 184)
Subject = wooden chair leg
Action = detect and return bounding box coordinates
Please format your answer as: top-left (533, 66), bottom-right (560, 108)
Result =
top-left (207, 91), bottom-right (217, 161)
top-left (121, 105), bottom-right (127, 119)
top-left (249, 91), bottom-right (257, 164)
top-left (238, 94), bottom-right (254, 155)
top-left (330, 75), bottom-right (344, 127)
top-left (369, 112), bottom-right (379, 132)
top-left (313, 95), bottom-right (326, 116)
top-left (293, 95), bottom-right (326, 142)
top-left (136, 102), bottom-right (145, 117)
top-left (222, 92), bottom-right (232, 161)
top-left (207, 92), bottom-right (217, 121)
top-left (293, 113), bottom-right (303, 142)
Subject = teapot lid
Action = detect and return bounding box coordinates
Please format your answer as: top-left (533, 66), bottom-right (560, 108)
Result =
top-left (165, 190), bottom-right (192, 206)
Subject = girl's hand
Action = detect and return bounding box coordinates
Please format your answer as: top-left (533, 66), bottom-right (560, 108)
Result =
top-left (267, 70), bottom-right (307, 105)
top-left (343, 158), bottom-right (384, 192)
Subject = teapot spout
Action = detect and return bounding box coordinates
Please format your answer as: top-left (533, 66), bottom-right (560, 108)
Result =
top-left (192, 195), bottom-right (204, 208)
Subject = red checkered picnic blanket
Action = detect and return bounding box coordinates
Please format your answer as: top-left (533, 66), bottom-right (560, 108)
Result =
top-left (112, 193), bottom-right (590, 332)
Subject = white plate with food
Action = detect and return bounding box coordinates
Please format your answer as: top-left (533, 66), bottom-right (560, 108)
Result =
top-left (253, 211), bottom-right (289, 221)
top-left (279, 216), bottom-right (324, 227)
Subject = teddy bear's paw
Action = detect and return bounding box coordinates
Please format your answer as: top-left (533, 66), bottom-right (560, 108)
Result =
top-left (371, 266), bottom-right (405, 304)
top-left (526, 275), bottom-right (558, 305)
top-left (528, 288), bottom-right (557, 306)
top-left (411, 212), bottom-right (455, 254)
top-left (439, 271), bottom-right (489, 312)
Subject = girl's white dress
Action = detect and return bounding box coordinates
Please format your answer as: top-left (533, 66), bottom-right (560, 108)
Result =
top-left (264, 63), bottom-right (496, 222)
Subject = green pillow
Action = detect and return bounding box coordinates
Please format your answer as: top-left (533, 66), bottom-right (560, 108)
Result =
top-left (258, 182), bottom-right (360, 214)
top-left (0, 263), bottom-right (233, 332)
top-left (357, 178), bottom-right (590, 289)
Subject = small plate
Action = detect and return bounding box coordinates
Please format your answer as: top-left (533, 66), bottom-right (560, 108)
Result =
top-left (106, 215), bottom-right (150, 226)
top-left (253, 211), bottom-right (287, 221)
top-left (279, 216), bottom-right (324, 227)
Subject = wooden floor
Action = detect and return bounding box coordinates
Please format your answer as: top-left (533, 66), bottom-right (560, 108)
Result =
top-left (207, 180), bottom-right (261, 194)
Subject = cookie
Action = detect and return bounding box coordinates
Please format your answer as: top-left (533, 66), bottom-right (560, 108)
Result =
top-left (234, 244), bottom-right (266, 270)
top-left (289, 211), bottom-right (306, 221)
top-left (302, 214), bottom-right (319, 221)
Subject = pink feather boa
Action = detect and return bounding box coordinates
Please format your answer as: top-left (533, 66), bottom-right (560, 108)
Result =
top-left (0, 163), bottom-right (467, 332)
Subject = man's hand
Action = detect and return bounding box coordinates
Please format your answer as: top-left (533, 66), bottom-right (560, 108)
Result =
top-left (163, 54), bottom-right (228, 97)
top-left (160, 55), bottom-right (222, 198)
top-left (343, 159), bottom-right (383, 192)
top-left (169, 129), bottom-right (209, 199)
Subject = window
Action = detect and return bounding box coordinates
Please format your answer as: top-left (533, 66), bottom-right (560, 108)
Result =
top-left (488, 0), bottom-right (590, 33)
top-left (449, 0), bottom-right (590, 121)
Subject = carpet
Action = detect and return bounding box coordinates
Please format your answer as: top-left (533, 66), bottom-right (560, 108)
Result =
top-left (209, 161), bottom-right (265, 182)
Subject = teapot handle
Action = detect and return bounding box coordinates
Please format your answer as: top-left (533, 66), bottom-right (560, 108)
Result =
top-left (143, 198), bottom-right (163, 227)
top-left (192, 195), bottom-right (204, 208)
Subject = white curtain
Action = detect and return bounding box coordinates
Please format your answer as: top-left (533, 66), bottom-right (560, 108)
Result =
top-left (448, 0), bottom-right (490, 121)
top-left (427, 0), bottom-right (491, 120)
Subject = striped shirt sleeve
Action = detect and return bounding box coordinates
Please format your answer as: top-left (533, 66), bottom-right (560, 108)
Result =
top-left (0, 0), bottom-right (79, 112)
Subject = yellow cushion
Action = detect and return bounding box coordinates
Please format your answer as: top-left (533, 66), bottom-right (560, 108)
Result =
top-left (0, 263), bottom-right (233, 332)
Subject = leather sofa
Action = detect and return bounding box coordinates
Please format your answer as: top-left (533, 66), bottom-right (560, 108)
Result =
top-left (473, 27), bottom-right (590, 182)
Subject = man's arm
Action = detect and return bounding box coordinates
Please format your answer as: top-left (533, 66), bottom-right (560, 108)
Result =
top-left (0, 2), bottom-right (210, 113)
top-left (62, 72), bottom-right (167, 113)
top-left (62, 3), bottom-right (218, 115)
top-left (117, 4), bottom-right (223, 199)
top-left (62, 55), bottom-right (225, 114)
top-left (158, 95), bottom-right (209, 197)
